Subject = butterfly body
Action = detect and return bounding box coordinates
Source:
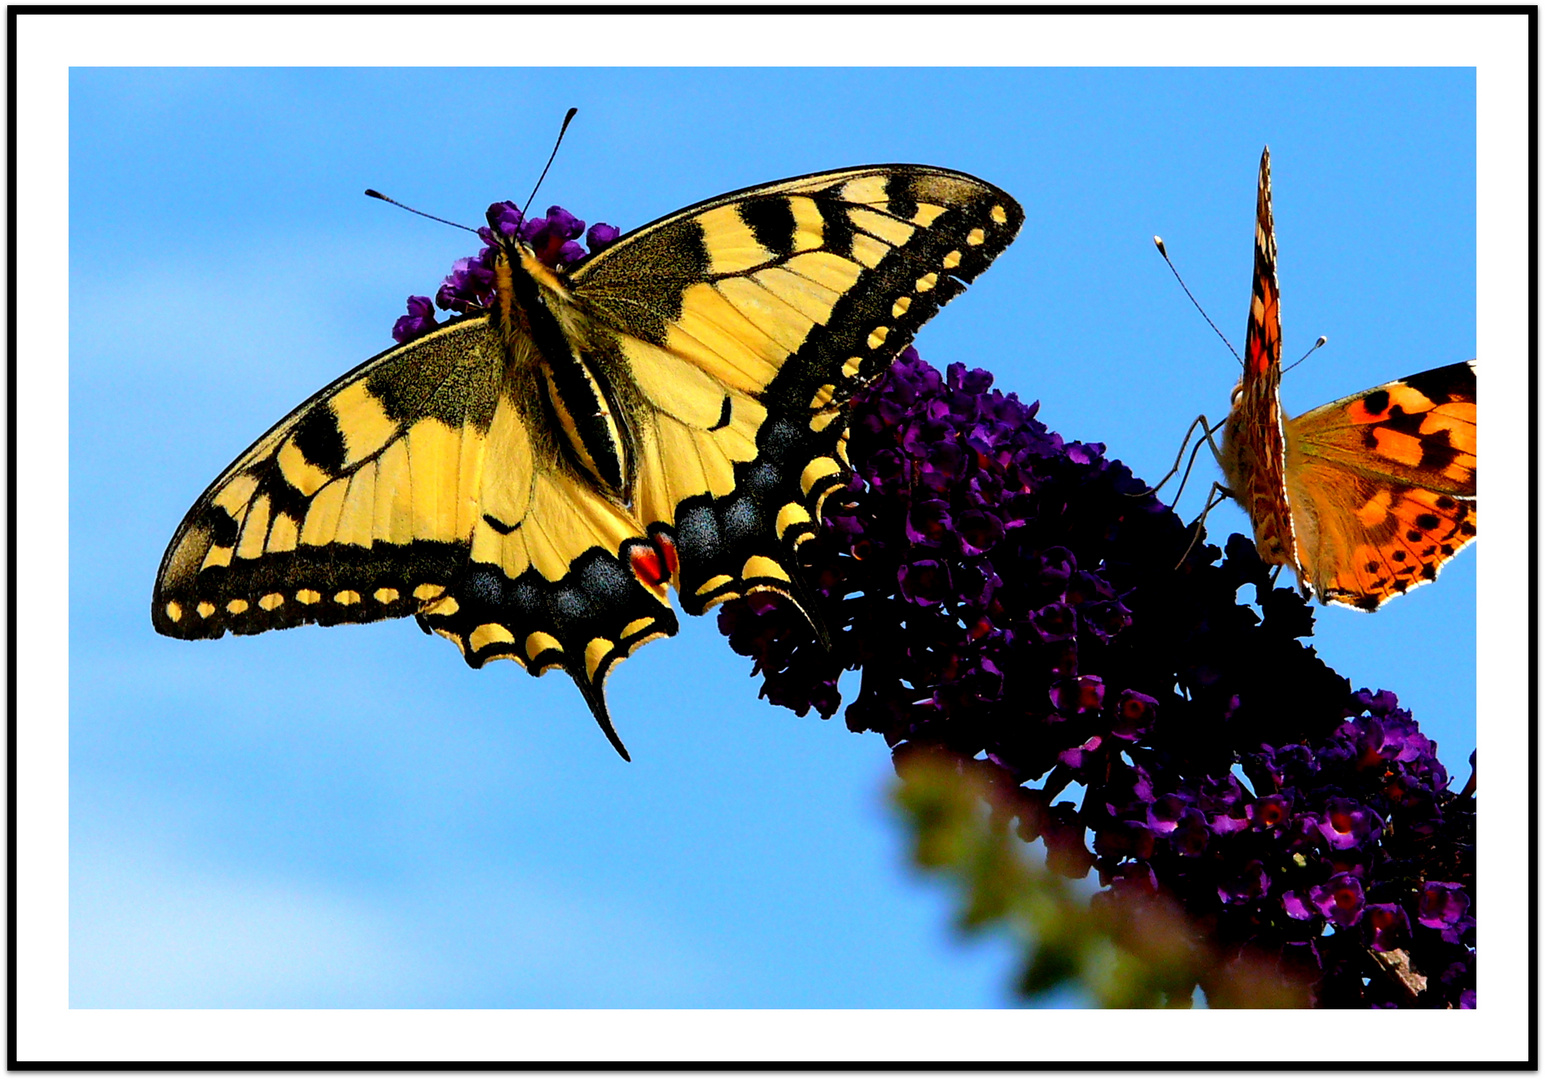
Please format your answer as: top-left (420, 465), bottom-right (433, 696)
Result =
top-left (153, 165), bottom-right (1024, 756)
top-left (1217, 148), bottom-right (1476, 611)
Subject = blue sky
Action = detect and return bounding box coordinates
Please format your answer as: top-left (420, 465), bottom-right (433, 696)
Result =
top-left (69, 66), bottom-right (1476, 1010)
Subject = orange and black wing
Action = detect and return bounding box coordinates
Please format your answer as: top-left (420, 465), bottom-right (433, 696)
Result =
top-left (1220, 147), bottom-right (1299, 575)
top-left (1284, 361), bottom-right (1477, 609)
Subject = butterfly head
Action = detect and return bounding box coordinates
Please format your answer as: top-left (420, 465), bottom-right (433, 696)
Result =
top-left (483, 201), bottom-right (593, 270)
top-left (410, 201), bottom-right (621, 334)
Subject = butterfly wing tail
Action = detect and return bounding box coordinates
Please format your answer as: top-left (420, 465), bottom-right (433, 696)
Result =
top-left (573, 677), bottom-right (633, 763)
top-left (416, 543), bottom-right (680, 760)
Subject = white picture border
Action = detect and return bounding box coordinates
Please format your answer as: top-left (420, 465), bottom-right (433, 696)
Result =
top-left (16, 7), bottom-right (1531, 1066)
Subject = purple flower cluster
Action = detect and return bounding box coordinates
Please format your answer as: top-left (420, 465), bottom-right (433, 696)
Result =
top-left (718, 348), bottom-right (1475, 1008)
top-left (391, 202), bottom-right (620, 344)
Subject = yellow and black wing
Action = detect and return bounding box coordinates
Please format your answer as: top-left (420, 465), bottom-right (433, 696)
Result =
top-left (153, 313), bottom-right (678, 758)
top-left (154, 165), bottom-right (1023, 757)
top-left (154, 316), bottom-right (511, 638)
top-left (571, 166), bottom-right (1025, 613)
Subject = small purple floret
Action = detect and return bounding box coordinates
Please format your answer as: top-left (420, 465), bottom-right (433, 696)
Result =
top-left (391, 295), bottom-right (439, 344)
top-left (1416, 882), bottom-right (1470, 931)
top-left (1364, 903), bottom-right (1409, 952)
top-left (586, 222), bottom-right (620, 254)
top-left (1315, 797), bottom-right (1383, 850)
top-left (398, 200), bottom-right (610, 330)
top-left (1310, 873), bottom-right (1365, 927)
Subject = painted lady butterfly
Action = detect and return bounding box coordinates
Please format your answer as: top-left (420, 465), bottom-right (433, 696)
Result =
top-left (1217, 147), bottom-right (1476, 611)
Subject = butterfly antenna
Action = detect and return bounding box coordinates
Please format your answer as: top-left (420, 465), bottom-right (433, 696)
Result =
top-left (363, 190), bottom-right (479, 235)
top-left (1153, 236), bottom-right (1242, 366)
top-left (521, 107), bottom-right (579, 223)
top-left (1281, 335), bottom-right (1328, 377)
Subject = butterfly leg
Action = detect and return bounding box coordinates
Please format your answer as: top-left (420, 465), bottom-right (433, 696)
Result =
top-left (1174, 481), bottom-right (1234, 570)
top-left (1170, 417), bottom-right (1230, 510)
top-left (1135, 414), bottom-right (1226, 506)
